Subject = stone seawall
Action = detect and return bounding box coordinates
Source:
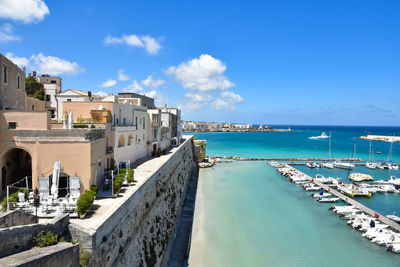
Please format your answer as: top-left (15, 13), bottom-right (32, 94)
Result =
top-left (70, 136), bottom-right (196, 266)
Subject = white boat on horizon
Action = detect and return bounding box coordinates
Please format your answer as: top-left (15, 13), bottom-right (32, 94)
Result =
top-left (309, 132), bottom-right (329, 140)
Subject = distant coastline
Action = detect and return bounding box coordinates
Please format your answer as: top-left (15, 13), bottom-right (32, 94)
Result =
top-left (182, 120), bottom-right (292, 133)
top-left (183, 128), bottom-right (292, 133)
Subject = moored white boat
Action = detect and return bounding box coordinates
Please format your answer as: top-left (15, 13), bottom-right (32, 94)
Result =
top-left (333, 161), bottom-right (355, 170)
top-left (317, 197), bottom-right (340, 203)
top-left (323, 162), bottom-right (334, 169)
top-left (366, 162), bottom-right (377, 169)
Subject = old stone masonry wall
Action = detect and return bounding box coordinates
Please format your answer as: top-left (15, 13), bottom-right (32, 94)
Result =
top-left (87, 138), bottom-right (196, 267)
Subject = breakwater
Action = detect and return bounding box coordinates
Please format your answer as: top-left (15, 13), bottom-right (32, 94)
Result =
top-left (210, 156), bottom-right (361, 162)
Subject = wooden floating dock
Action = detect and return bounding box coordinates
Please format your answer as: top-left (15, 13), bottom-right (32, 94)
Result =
top-left (284, 164), bottom-right (400, 233)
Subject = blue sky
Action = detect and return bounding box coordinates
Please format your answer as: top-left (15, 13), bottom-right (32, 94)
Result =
top-left (1, 0), bottom-right (399, 126)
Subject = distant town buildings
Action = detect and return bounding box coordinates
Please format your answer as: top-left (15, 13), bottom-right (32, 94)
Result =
top-left (0, 53), bottom-right (182, 198)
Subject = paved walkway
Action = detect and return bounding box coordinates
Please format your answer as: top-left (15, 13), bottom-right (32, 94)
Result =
top-left (285, 164), bottom-right (400, 232)
top-left (68, 137), bottom-right (192, 232)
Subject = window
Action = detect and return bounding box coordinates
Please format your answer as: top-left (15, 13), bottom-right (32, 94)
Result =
top-left (8, 122), bottom-right (16, 129)
top-left (46, 95), bottom-right (51, 101)
top-left (143, 117), bottom-right (145, 129)
top-left (123, 118), bottom-right (126, 126)
top-left (51, 80), bottom-right (56, 84)
top-left (67, 99), bottom-right (71, 102)
top-left (32, 105), bottom-right (34, 111)
top-left (135, 117), bottom-right (138, 130)
top-left (3, 66), bottom-right (7, 84)
top-left (153, 129), bottom-right (157, 139)
top-left (17, 74), bottom-right (20, 89)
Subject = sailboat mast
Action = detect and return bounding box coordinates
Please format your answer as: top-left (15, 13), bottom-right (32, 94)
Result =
top-left (329, 132), bottom-right (332, 159)
top-left (387, 141), bottom-right (393, 162)
top-left (369, 141), bottom-right (372, 162)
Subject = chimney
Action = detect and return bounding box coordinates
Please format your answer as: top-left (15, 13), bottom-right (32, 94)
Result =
top-left (33, 71), bottom-right (36, 77)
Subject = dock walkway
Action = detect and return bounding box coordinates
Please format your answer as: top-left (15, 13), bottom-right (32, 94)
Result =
top-left (284, 164), bottom-right (400, 232)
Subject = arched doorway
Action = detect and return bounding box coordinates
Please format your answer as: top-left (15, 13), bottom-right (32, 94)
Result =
top-left (0, 148), bottom-right (32, 195)
top-left (49, 172), bottom-right (70, 197)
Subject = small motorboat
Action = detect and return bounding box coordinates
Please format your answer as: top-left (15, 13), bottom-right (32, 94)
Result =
top-left (312, 192), bottom-right (332, 198)
top-left (323, 162), bottom-right (334, 169)
top-left (334, 161), bottom-right (355, 170)
top-left (306, 161), bottom-right (316, 168)
top-left (387, 214), bottom-right (400, 223)
top-left (366, 162), bottom-right (377, 169)
top-left (317, 197), bottom-right (340, 203)
top-left (309, 132), bottom-right (329, 140)
top-left (386, 243), bottom-right (400, 253)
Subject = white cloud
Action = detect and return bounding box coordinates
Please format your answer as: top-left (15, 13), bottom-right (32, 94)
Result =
top-left (178, 93), bottom-right (213, 111)
top-left (140, 36), bottom-right (162, 55)
top-left (165, 54), bottom-right (235, 91)
top-left (104, 34), bottom-right (162, 55)
top-left (30, 53), bottom-right (84, 75)
top-left (0, 0), bottom-right (49, 23)
top-left (117, 69), bottom-right (130, 81)
top-left (144, 90), bottom-right (157, 99)
top-left (98, 78), bottom-right (117, 88)
top-left (5, 52), bottom-right (29, 67)
top-left (122, 80), bottom-right (144, 93)
top-left (5, 52), bottom-right (84, 75)
top-left (141, 75), bottom-right (165, 88)
top-left (0, 23), bottom-right (21, 43)
top-left (93, 91), bottom-right (109, 97)
top-left (212, 91), bottom-right (244, 110)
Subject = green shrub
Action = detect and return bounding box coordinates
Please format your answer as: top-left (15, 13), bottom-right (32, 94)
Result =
top-left (157, 148), bottom-right (161, 157)
top-left (90, 185), bottom-right (98, 194)
top-left (33, 231), bottom-right (58, 247)
top-left (113, 174), bottom-right (125, 194)
top-left (76, 190), bottom-right (96, 216)
top-left (119, 168), bottom-right (126, 174)
top-left (2, 188), bottom-right (29, 211)
top-left (127, 169), bottom-right (134, 183)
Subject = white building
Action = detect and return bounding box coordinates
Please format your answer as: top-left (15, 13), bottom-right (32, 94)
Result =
top-left (55, 89), bottom-right (101, 119)
top-left (39, 74), bottom-right (62, 118)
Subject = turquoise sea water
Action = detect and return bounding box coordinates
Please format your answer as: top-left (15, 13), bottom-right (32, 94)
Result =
top-left (188, 126), bottom-right (400, 267)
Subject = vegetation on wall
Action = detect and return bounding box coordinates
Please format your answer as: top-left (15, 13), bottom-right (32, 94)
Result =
top-left (76, 190), bottom-right (96, 216)
top-left (25, 76), bottom-right (44, 100)
top-left (32, 231), bottom-right (58, 247)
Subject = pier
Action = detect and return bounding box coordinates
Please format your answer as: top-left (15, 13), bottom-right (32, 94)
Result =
top-left (210, 156), bottom-right (361, 162)
top-left (284, 164), bottom-right (400, 232)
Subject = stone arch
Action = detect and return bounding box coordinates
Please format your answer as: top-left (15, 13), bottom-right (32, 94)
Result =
top-left (127, 133), bottom-right (133, 145)
top-left (118, 134), bottom-right (125, 147)
top-left (0, 147), bottom-right (32, 193)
